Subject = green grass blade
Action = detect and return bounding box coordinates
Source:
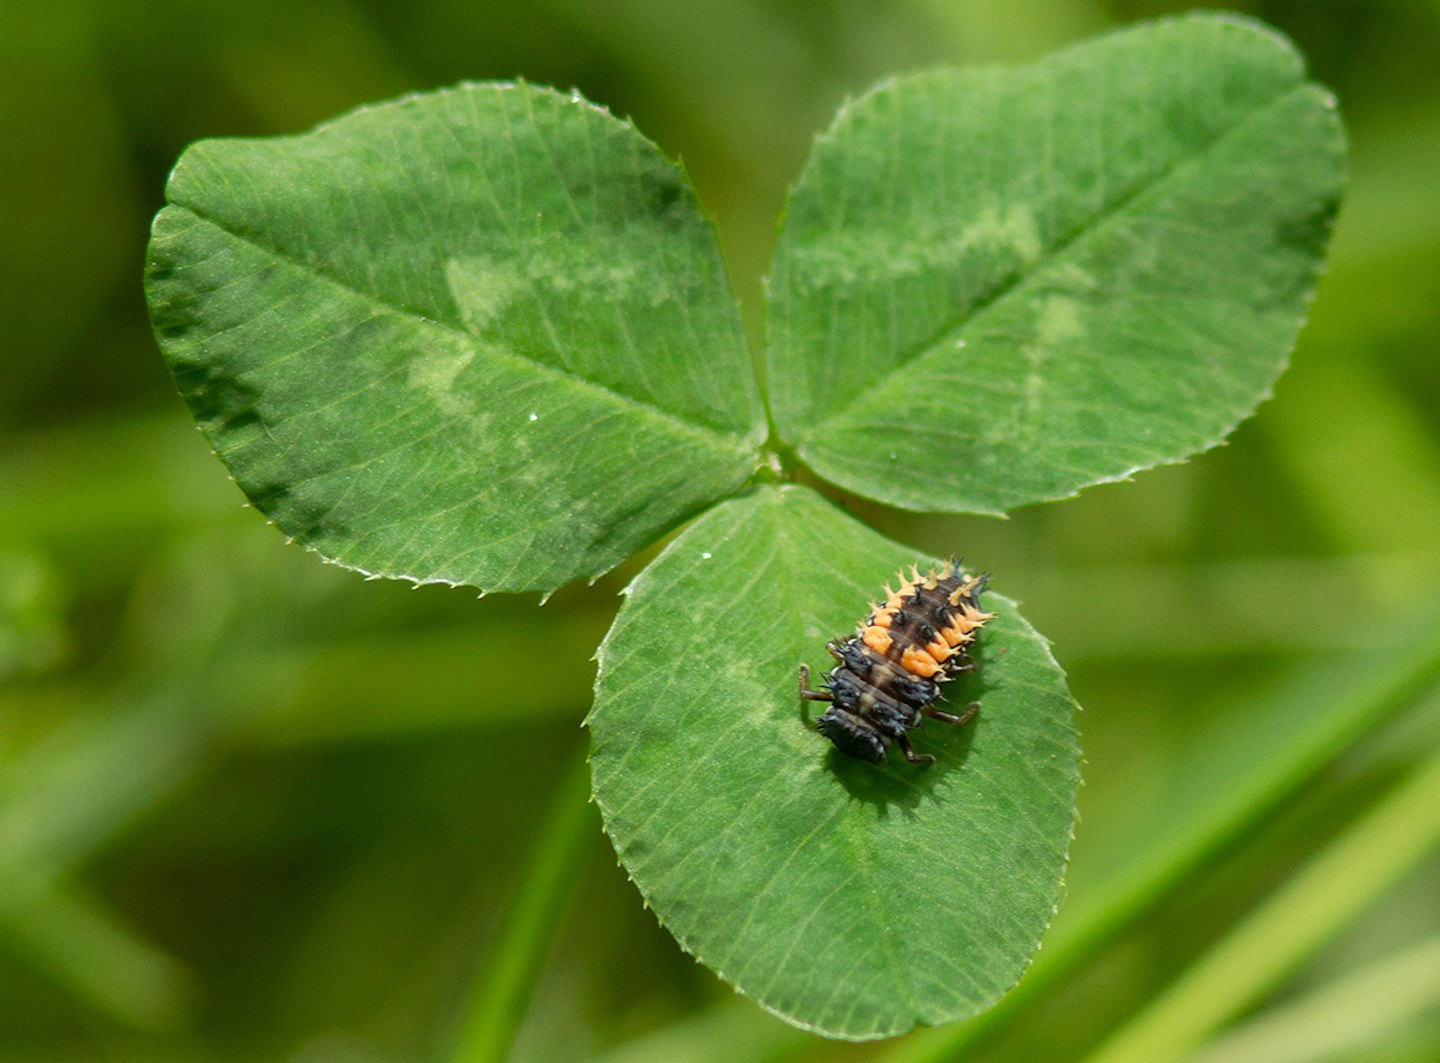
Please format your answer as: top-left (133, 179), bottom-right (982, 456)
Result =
top-left (449, 750), bottom-right (596, 1063)
top-left (1190, 931), bottom-right (1440, 1063)
top-left (1, 881), bottom-right (192, 1033)
top-left (1084, 738), bottom-right (1440, 1063)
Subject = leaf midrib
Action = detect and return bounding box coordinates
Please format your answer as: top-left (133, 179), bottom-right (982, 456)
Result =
top-left (796, 80), bottom-right (1314, 445)
top-left (162, 201), bottom-right (763, 456)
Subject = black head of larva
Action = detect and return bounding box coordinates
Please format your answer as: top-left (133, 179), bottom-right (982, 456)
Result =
top-left (799, 559), bottom-right (994, 766)
top-left (815, 708), bottom-right (887, 763)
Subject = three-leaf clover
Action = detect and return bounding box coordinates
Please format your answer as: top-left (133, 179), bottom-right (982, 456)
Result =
top-left (145, 14), bottom-right (1344, 1038)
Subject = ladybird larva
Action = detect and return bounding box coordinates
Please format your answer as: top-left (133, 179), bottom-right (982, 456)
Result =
top-left (799, 560), bottom-right (994, 765)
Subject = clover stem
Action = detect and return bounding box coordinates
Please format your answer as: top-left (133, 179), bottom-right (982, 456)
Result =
top-left (448, 748), bottom-right (595, 1063)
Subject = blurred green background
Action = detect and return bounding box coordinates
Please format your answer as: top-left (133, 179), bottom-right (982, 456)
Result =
top-left (4, 0), bottom-right (1440, 1060)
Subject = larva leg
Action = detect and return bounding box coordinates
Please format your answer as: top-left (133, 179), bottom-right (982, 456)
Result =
top-left (798, 664), bottom-right (833, 702)
top-left (923, 701), bottom-right (979, 727)
top-left (896, 733), bottom-right (935, 765)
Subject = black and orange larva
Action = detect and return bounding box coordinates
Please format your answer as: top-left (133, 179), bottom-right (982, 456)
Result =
top-left (799, 560), bottom-right (994, 765)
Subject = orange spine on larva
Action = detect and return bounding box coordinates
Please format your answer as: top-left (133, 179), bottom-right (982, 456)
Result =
top-left (862, 626), bottom-right (894, 654)
top-left (900, 645), bottom-right (943, 677)
top-left (858, 568), bottom-right (994, 683)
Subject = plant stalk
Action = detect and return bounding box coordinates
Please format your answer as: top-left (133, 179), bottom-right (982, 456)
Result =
top-left (448, 749), bottom-right (595, 1063)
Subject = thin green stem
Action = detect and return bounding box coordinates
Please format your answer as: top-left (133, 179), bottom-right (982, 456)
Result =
top-left (1084, 739), bottom-right (1440, 1063)
top-left (448, 749), bottom-right (595, 1063)
top-left (0, 880), bottom-right (192, 1033)
top-left (1189, 930), bottom-right (1440, 1063)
